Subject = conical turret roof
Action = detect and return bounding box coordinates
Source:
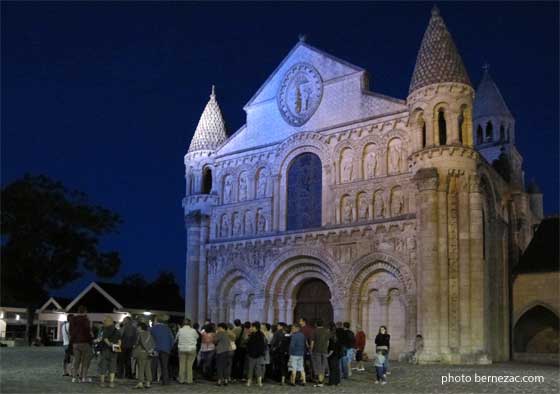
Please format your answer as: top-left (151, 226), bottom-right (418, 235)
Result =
top-left (188, 86), bottom-right (227, 153)
top-left (473, 66), bottom-right (513, 119)
top-left (409, 6), bottom-right (471, 94)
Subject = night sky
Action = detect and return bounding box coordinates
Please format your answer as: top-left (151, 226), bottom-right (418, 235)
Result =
top-left (2, 2), bottom-right (558, 298)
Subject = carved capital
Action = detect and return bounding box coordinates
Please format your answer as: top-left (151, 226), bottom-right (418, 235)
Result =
top-left (469, 175), bottom-right (482, 193)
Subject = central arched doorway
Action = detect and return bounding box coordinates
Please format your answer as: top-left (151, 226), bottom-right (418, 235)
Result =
top-left (293, 279), bottom-right (333, 324)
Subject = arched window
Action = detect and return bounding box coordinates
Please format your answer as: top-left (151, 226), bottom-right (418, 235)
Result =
top-left (499, 125), bottom-right (505, 141)
top-left (202, 167), bottom-right (212, 194)
top-left (422, 122), bottom-right (427, 148)
top-left (486, 121), bottom-right (493, 141)
top-left (287, 153), bottom-right (322, 231)
top-left (477, 125), bottom-right (483, 145)
top-left (457, 111), bottom-right (465, 144)
top-left (438, 109), bottom-right (447, 145)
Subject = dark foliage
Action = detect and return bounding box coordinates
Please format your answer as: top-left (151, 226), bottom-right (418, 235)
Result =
top-left (1, 174), bottom-right (122, 306)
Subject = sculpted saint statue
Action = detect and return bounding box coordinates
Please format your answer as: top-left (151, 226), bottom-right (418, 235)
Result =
top-left (392, 192), bottom-right (405, 216)
top-left (220, 215), bottom-right (230, 238)
top-left (257, 211), bottom-right (267, 233)
top-left (358, 195), bottom-right (369, 220)
top-left (257, 171), bottom-right (267, 198)
top-left (341, 156), bottom-right (353, 183)
top-left (375, 195), bottom-right (385, 218)
top-left (238, 174), bottom-right (248, 201)
top-left (388, 141), bottom-right (402, 174)
top-left (365, 151), bottom-right (377, 179)
top-left (232, 213), bottom-right (242, 236)
top-left (343, 199), bottom-right (353, 224)
top-left (224, 177), bottom-right (233, 203)
top-left (244, 211), bottom-right (253, 235)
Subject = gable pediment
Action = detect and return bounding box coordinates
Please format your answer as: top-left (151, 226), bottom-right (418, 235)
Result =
top-left (217, 41), bottom-right (407, 156)
top-left (245, 41), bottom-right (364, 109)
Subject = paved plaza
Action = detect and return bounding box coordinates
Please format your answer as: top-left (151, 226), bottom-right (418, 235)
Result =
top-left (0, 347), bottom-right (558, 393)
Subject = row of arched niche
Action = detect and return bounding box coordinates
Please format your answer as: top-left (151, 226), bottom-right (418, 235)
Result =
top-left (476, 121), bottom-right (512, 145)
top-left (337, 187), bottom-right (408, 225)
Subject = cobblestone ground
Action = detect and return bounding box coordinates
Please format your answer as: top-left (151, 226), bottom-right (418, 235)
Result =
top-left (1, 347), bottom-right (558, 393)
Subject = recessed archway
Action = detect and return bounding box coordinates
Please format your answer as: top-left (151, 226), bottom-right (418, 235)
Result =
top-left (514, 305), bottom-right (560, 353)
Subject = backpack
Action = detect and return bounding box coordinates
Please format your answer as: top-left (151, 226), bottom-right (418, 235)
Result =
top-left (143, 332), bottom-right (156, 354)
top-left (279, 334), bottom-right (291, 355)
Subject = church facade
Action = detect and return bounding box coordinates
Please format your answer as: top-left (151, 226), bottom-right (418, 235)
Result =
top-left (183, 7), bottom-right (543, 364)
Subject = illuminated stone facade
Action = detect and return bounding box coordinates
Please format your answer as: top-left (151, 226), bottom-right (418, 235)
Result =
top-left (183, 7), bottom-right (543, 363)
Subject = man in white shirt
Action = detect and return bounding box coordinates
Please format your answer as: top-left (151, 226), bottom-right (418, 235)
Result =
top-left (61, 314), bottom-right (73, 376)
top-left (175, 318), bottom-right (199, 384)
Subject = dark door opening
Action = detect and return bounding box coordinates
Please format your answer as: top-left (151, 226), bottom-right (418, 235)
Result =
top-left (293, 279), bottom-right (333, 325)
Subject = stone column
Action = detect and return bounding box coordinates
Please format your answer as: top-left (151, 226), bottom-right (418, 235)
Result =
top-left (197, 214), bottom-right (210, 323)
top-left (457, 173), bottom-right (472, 354)
top-left (350, 296), bottom-right (360, 324)
top-left (448, 111), bottom-right (461, 144)
top-left (277, 296), bottom-right (286, 323)
top-left (285, 299), bottom-right (293, 324)
top-left (272, 175), bottom-right (281, 231)
top-left (469, 176), bottom-right (487, 358)
top-left (332, 297), bottom-right (347, 323)
top-left (425, 115), bottom-right (435, 147)
top-left (412, 168), bottom-right (440, 362)
top-left (185, 212), bottom-right (200, 321)
top-left (405, 295), bottom-right (418, 351)
top-left (437, 173), bottom-right (450, 357)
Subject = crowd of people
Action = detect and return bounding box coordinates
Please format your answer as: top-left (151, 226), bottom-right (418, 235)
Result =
top-left (61, 305), bottom-right (400, 389)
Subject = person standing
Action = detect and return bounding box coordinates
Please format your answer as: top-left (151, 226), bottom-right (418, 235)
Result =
top-left (214, 323), bottom-right (232, 386)
top-left (199, 323), bottom-right (216, 379)
top-left (226, 324), bottom-right (237, 384)
top-left (133, 322), bottom-right (154, 389)
top-left (342, 322), bottom-right (355, 377)
top-left (375, 326), bottom-right (391, 376)
top-left (310, 319), bottom-right (330, 387)
top-left (354, 324), bottom-right (366, 372)
top-left (150, 315), bottom-right (174, 385)
top-left (118, 317), bottom-right (137, 379)
top-left (245, 321), bottom-right (266, 387)
top-left (61, 314), bottom-right (73, 377)
top-left (98, 316), bottom-right (122, 388)
top-left (231, 319), bottom-right (243, 381)
top-left (70, 306), bottom-right (93, 383)
top-left (327, 323), bottom-right (343, 386)
top-left (176, 318), bottom-right (198, 384)
top-left (298, 318), bottom-right (314, 378)
top-left (288, 324), bottom-right (306, 386)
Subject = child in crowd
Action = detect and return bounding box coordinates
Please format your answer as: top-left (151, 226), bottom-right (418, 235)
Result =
top-left (373, 350), bottom-right (386, 385)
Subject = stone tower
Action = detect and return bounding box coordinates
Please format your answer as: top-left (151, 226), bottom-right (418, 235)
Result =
top-left (474, 66), bottom-right (523, 188)
top-left (408, 6), bottom-right (491, 363)
top-left (183, 86), bottom-right (227, 321)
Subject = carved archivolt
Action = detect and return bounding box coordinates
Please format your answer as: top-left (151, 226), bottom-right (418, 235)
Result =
top-left (347, 252), bottom-right (417, 298)
top-left (272, 131), bottom-right (330, 176)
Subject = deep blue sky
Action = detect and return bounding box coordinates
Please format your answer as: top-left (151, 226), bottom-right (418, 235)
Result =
top-left (2, 2), bottom-right (558, 298)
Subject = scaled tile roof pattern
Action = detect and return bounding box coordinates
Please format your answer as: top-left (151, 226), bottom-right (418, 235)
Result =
top-left (188, 86), bottom-right (227, 153)
top-left (409, 6), bottom-right (471, 94)
top-left (473, 68), bottom-right (513, 119)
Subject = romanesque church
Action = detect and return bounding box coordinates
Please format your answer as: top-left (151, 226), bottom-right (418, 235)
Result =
top-left (182, 7), bottom-right (544, 363)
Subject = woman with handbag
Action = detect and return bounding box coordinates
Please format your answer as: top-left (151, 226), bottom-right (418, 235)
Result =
top-left (133, 322), bottom-right (154, 389)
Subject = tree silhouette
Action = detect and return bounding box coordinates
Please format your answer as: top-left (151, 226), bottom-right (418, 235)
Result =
top-left (1, 174), bottom-right (122, 343)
